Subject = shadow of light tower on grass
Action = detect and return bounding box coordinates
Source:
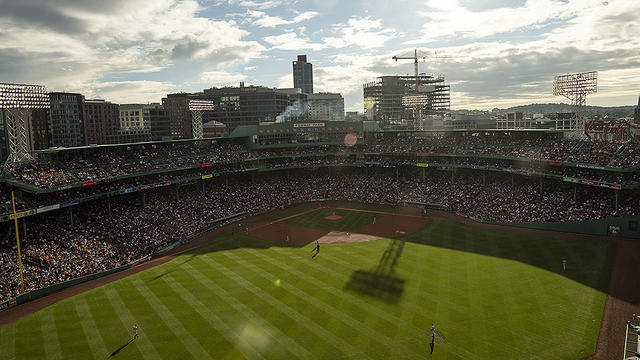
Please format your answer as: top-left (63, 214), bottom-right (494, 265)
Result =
top-left (345, 239), bottom-right (406, 303)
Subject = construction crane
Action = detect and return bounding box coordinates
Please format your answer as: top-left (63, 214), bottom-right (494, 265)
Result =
top-left (392, 49), bottom-right (453, 94)
top-left (392, 49), bottom-right (424, 95)
top-left (392, 49), bottom-right (455, 131)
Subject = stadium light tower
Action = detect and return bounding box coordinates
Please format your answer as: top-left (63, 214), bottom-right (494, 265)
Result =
top-left (188, 99), bottom-right (215, 139)
top-left (0, 83), bottom-right (50, 164)
top-left (553, 72), bottom-right (597, 128)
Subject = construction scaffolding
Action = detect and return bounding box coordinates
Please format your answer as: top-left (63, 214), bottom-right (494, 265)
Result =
top-left (363, 75), bottom-right (450, 130)
top-left (0, 83), bottom-right (49, 164)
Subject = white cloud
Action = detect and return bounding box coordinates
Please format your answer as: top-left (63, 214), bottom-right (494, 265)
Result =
top-left (201, 71), bottom-right (247, 86)
top-left (262, 15), bottom-right (398, 52)
top-left (221, 0), bottom-right (286, 9)
top-left (314, 63), bottom-right (383, 112)
top-left (277, 73), bottom-right (293, 89)
top-left (83, 81), bottom-right (177, 104)
top-left (322, 16), bottom-right (398, 49)
top-left (413, 0), bottom-right (599, 42)
top-left (263, 32), bottom-right (327, 51)
top-left (246, 9), bottom-right (318, 28)
top-left (291, 12), bottom-right (318, 23)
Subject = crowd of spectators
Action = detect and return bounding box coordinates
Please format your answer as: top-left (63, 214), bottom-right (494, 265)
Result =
top-left (0, 185), bottom-right (27, 214)
top-left (3, 154), bottom-right (639, 212)
top-left (6, 162), bottom-right (76, 188)
top-left (5, 135), bottom-right (640, 190)
top-left (1, 168), bottom-right (637, 302)
top-left (372, 135), bottom-right (640, 167)
top-left (399, 171), bottom-right (637, 223)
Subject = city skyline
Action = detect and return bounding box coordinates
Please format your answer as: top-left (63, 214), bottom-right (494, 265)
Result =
top-left (0, 0), bottom-right (638, 112)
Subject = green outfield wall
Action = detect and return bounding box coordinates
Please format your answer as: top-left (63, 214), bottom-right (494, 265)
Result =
top-left (488, 216), bottom-right (640, 239)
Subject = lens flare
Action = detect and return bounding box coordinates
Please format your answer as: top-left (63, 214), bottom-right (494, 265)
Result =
top-left (344, 133), bottom-right (357, 147)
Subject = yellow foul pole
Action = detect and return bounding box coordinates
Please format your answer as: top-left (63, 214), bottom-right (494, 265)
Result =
top-left (11, 190), bottom-right (25, 293)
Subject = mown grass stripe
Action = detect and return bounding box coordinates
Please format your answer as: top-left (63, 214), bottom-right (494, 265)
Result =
top-left (264, 238), bottom-right (530, 359)
top-left (113, 280), bottom-right (189, 359)
top-left (173, 262), bottom-right (313, 359)
top-left (40, 309), bottom-right (63, 360)
top-left (73, 296), bottom-right (109, 360)
top-left (0, 321), bottom-right (16, 360)
top-left (54, 300), bottom-right (95, 359)
top-left (103, 286), bottom-right (160, 359)
top-left (266, 241), bottom-right (440, 329)
top-left (192, 254), bottom-right (373, 359)
top-left (152, 270), bottom-right (271, 360)
top-left (82, 291), bottom-right (126, 359)
top-left (129, 277), bottom-right (212, 360)
top-left (14, 308), bottom-right (46, 359)
top-left (219, 247), bottom-right (420, 357)
top-left (181, 259), bottom-right (341, 357)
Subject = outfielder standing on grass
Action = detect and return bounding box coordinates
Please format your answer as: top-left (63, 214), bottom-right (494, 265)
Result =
top-left (312, 239), bottom-right (320, 258)
top-left (427, 323), bottom-right (436, 354)
top-left (133, 324), bottom-right (139, 339)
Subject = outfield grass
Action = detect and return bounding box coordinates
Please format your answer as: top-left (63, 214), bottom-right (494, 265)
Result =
top-left (0, 206), bottom-right (614, 360)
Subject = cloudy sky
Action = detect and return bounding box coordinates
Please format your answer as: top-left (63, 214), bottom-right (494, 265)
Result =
top-left (0, 0), bottom-right (638, 111)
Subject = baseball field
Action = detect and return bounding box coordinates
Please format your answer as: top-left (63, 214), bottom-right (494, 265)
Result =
top-left (0, 202), bottom-right (617, 359)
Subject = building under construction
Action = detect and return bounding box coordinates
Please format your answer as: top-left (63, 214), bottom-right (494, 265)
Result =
top-left (363, 75), bottom-right (450, 130)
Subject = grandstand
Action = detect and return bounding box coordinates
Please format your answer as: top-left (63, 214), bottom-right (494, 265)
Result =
top-left (0, 121), bottom-right (639, 359)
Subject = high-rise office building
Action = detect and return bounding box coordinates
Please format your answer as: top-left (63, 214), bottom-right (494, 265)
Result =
top-left (293, 55), bottom-right (313, 94)
top-left (49, 92), bottom-right (85, 147)
top-left (146, 104), bottom-right (171, 141)
top-left (202, 84), bottom-right (288, 130)
top-left (162, 93), bottom-right (193, 140)
top-left (30, 108), bottom-right (51, 150)
top-left (83, 99), bottom-right (120, 144)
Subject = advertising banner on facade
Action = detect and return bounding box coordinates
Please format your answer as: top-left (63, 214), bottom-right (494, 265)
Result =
top-left (562, 177), bottom-right (579, 183)
top-left (36, 204), bottom-right (61, 214)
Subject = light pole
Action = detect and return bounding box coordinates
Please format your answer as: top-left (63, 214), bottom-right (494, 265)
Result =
top-left (0, 83), bottom-right (50, 164)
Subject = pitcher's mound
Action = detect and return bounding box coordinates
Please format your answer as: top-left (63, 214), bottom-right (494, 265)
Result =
top-left (325, 215), bottom-right (342, 220)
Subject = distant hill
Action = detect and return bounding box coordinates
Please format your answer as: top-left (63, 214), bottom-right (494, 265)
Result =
top-left (453, 103), bottom-right (635, 118)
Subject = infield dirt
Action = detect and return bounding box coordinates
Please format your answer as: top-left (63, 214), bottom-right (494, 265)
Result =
top-left (249, 206), bottom-right (428, 245)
